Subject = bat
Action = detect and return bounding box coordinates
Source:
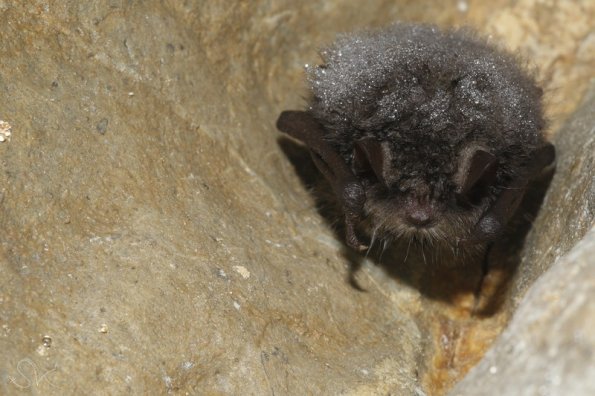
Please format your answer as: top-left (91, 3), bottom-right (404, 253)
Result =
top-left (277, 23), bottom-right (555, 254)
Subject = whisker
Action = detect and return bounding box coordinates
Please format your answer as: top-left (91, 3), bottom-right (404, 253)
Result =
top-left (404, 235), bottom-right (413, 264)
top-left (365, 224), bottom-right (380, 258)
top-left (378, 236), bottom-right (391, 264)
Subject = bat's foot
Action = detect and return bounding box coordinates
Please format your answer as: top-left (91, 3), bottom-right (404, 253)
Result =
top-left (344, 211), bottom-right (368, 252)
top-left (348, 240), bottom-right (369, 253)
top-left (458, 215), bottom-right (503, 246)
top-left (346, 225), bottom-right (368, 252)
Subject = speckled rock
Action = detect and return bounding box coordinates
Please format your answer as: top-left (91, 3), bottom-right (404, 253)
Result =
top-left (0, 1), bottom-right (593, 395)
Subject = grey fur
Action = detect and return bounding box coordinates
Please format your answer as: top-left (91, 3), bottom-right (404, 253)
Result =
top-left (304, 23), bottom-right (548, 245)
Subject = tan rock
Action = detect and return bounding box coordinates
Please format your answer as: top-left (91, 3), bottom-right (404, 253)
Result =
top-left (0, 1), bottom-right (592, 395)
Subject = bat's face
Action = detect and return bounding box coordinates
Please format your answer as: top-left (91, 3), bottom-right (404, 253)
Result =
top-left (277, 108), bottom-right (552, 251)
top-left (353, 139), bottom-right (498, 244)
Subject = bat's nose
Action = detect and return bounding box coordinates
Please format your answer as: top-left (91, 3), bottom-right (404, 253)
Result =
top-left (404, 196), bottom-right (435, 227)
top-left (406, 209), bottom-right (433, 227)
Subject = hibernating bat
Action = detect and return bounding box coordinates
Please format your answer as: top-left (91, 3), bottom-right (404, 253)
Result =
top-left (277, 22), bottom-right (555, 255)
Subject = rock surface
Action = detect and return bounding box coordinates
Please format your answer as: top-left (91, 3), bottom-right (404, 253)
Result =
top-left (450, 227), bottom-right (595, 396)
top-left (0, 1), bottom-right (593, 395)
top-left (450, 82), bottom-right (595, 396)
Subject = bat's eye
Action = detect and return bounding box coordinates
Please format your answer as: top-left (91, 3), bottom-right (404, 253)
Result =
top-left (455, 148), bottom-right (498, 205)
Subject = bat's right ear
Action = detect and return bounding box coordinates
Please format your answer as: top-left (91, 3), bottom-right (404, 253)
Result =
top-left (276, 110), bottom-right (318, 143)
top-left (353, 138), bottom-right (393, 186)
top-left (528, 142), bottom-right (555, 174)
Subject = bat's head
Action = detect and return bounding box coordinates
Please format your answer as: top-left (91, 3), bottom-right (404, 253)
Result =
top-left (305, 23), bottom-right (547, 246)
top-left (353, 137), bottom-right (500, 244)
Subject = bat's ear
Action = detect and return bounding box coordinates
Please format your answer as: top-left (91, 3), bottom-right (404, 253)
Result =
top-left (455, 147), bottom-right (498, 201)
top-left (353, 138), bottom-right (393, 186)
top-left (528, 142), bottom-right (555, 174)
top-left (276, 110), bottom-right (319, 143)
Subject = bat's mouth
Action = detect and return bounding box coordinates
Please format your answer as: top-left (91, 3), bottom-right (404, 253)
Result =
top-left (405, 214), bottom-right (435, 228)
top-left (400, 224), bottom-right (445, 244)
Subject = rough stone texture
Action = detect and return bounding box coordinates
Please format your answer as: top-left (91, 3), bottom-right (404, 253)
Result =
top-left (450, 227), bottom-right (595, 396)
top-left (0, 1), bottom-right (593, 395)
top-left (509, 82), bottom-right (595, 305)
top-left (481, 0), bottom-right (595, 135)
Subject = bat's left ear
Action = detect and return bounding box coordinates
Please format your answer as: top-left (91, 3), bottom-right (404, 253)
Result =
top-left (455, 147), bottom-right (498, 202)
top-left (528, 142), bottom-right (555, 175)
top-left (353, 138), bottom-right (393, 186)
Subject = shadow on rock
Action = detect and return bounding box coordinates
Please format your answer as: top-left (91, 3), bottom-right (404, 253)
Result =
top-left (278, 136), bottom-right (555, 317)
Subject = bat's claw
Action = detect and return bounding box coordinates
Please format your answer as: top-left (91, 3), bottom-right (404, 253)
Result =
top-left (348, 242), bottom-right (369, 252)
top-left (345, 223), bottom-right (368, 252)
top-left (344, 212), bottom-right (368, 252)
top-left (350, 241), bottom-right (369, 253)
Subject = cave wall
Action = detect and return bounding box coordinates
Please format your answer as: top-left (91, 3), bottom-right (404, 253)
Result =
top-left (0, 1), bottom-right (593, 395)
